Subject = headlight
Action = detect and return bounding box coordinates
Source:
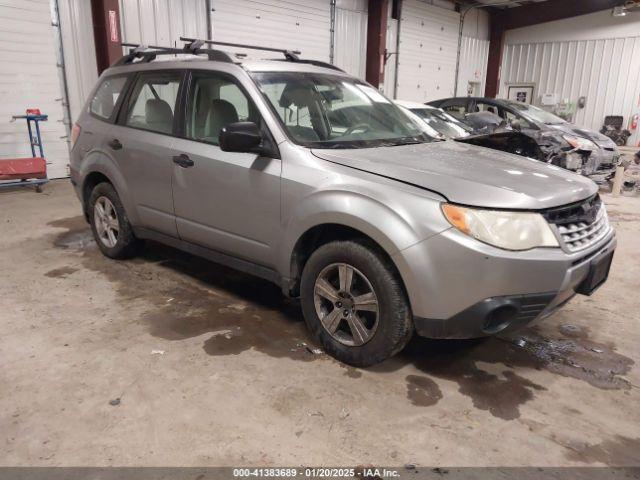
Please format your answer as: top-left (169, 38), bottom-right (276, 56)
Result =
top-left (563, 135), bottom-right (597, 151)
top-left (442, 204), bottom-right (559, 251)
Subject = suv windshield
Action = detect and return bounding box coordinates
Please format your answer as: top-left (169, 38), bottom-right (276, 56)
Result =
top-left (252, 72), bottom-right (434, 148)
top-left (506, 101), bottom-right (566, 125)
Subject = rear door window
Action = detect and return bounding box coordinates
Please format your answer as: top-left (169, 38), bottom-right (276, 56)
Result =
top-left (123, 72), bottom-right (182, 135)
top-left (89, 76), bottom-right (129, 121)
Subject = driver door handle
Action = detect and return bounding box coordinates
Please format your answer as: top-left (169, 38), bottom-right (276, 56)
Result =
top-left (173, 153), bottom-right (194, 168)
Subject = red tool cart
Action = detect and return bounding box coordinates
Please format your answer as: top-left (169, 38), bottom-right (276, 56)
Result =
top-left (0, 109), bottom-right (49, 192)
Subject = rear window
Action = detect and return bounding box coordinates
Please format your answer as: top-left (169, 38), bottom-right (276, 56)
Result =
top-left (89, 76), bottom-right (129, 121)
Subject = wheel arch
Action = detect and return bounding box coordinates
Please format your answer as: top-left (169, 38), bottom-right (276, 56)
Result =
top-left (286, 222), bottom-right (409, 300)
top-left (78, 151), bottom-right (138, 225)
top-left (279, 189), bottom-right (428, 297)
top-left (81, 171), bottom-right (112, 220)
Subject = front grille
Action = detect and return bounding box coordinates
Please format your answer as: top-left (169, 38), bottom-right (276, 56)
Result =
top-left (542, 195), bottom-right (611, 253)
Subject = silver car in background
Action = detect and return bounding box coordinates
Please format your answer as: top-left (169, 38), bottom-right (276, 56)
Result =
top-left (69, 45), bottom-right (616, 366)
top-left (429, 96), bottom-right (621, 176)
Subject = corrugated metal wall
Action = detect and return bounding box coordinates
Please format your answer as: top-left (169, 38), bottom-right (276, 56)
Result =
top-left (57, 0), bottom-right (98, 122)
top-left (383, 16), bottom-right (399, 98)
top-left (396, 0), bottom-right (460, 102)
top-left (0, 0), bottom-right (70, 179)
top-left (457, 36), bottom-right (489, 96)
top-left (334, 0), bottom-right (367, 79)
top-left (211, 0), bottom-right (331, 62)
top-left (500, 37), bottom-right (640, 145)
top-left (119, 0), bottom-right (208, 46)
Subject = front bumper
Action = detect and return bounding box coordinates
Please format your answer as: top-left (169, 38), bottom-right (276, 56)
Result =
top-left (392, 227), bottom-right (616, 339)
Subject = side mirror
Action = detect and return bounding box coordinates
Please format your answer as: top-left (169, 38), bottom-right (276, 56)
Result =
top-left (510, 119), bottom-right (522, 132)
top-left (219, 122), bottom-right (263, 154)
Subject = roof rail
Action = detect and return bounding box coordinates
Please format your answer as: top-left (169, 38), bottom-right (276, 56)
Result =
top-left (113, 42), bottom-right (235, 66)
top-left (180, 37), bottom-right (301, 61)
top-left (178, 37), bottom-right (345, 72)
top-left (269, 58), bottom-right (345, 72)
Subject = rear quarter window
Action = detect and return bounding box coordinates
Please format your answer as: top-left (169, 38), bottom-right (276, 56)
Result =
top-left (89, 76), bottom-right (129, 121)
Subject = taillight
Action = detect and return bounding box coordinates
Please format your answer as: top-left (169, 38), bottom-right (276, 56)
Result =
top-left (70, 123), bottom-right (81, 150)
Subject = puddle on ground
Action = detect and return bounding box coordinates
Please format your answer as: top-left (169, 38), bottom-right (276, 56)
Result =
top-left (49, 216), bottom-right (318, 362)
top-left (49, 216), bottom-right (635, 420)
top-left (508, 326), bottom-right (633, 390)
top-left (406, 375), bottom-right (443, 407)
top-left (49, 216), bottom-right (96, 250)
top-left (44, 266), bottom-right (78, 278)
top-left (373, 322), bottom-right (633, 420)
top-left (563, 435), bottom-right (640, 466)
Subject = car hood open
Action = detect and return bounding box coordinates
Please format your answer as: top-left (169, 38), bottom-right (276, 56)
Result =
top-left (311, 141), bottom-right (597, 210)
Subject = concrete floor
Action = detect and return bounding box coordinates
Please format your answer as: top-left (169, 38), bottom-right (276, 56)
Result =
top-left (1, 180), bottom-right (639, 467)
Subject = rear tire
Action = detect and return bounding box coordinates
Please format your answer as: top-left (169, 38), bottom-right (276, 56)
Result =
top-left (300, 240), bottom-right (413, 367)
top-left (88, 182), bottom-right (142, 259)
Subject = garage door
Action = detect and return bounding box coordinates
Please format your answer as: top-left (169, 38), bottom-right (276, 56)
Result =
top-left (396, 0), bottom-right (459, 102)
top-left (0, 0), bottom-right (71, 179)
top-left (211, 0), bottom-right (331, 62)
top-left (119, 0), bottom-right (208, 47)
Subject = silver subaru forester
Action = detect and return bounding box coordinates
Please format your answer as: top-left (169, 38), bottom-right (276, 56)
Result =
top-left (70, 43), bottom-right (616, 366)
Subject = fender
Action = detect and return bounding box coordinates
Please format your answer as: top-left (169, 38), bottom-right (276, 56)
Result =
top-left (276, 186), bottom-right (450, 280)
top-left (79, 147), bottom-right (140, 226)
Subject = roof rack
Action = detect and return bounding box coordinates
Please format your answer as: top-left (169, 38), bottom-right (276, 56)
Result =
top-left (113, 42), bottom-right (235, 66)
top-left (179, 37), bottom-right (345, 72)
top-left (114, 38), bottom-right (345, 73)
top-left (180, 37), bottom-right (301, 61)
top-left (270, 58), bottom-right (345, 72)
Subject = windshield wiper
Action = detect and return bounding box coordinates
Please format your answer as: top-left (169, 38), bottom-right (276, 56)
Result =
top-left (380, 139), bottom-right (426, 147)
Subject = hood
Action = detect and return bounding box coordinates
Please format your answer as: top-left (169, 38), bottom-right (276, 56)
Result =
top-left (547, 123), bottom-right (616, 148)
top-left (311, 141), bottom-right (597, 210)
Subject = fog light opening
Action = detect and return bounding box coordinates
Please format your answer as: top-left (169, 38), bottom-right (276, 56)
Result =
top-left (483, 304), bottom-right (519, 334)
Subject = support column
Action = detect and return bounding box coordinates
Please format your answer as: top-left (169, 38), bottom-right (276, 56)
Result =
top-left (484, 11), bottom-right (505, 98)
top-left (91, 0), bottom-right (123, 73)
top-left (366, 0), bottom-right (389, 88)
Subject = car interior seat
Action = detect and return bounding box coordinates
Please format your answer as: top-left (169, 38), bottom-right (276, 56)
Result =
top-left (205, 99), bottom-right (239, 142)
top-left (145, 99), bottom-right (174, 134)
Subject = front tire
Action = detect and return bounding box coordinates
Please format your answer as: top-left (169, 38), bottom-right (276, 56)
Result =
top-left (300, 240), bottom-right (413, 367)
top-left (88, 182), bottom-right (142, 259)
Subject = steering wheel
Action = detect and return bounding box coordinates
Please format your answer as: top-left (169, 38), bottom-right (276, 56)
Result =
top-left (343, 123), bottom-right (372, 136)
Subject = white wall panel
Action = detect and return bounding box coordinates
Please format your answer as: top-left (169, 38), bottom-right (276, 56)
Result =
top-left (211, 0), bottom-right (331, 62)
top-left (500, 37), bottom-right (640, 146)
top-left (334, 0), bottom-right (367, 78)
top-left (119, 0), bottom-right (208, 46)
top-left (383, 16), bottom-right (398, 98)
top-left (457, 36), bottom-right (489, 96)
top-left (0, 0), bottom-right (70, 179)
top-left (57, 0), bottom-right (98, 121)
top-left (396, 0), bottom-right (460, 102)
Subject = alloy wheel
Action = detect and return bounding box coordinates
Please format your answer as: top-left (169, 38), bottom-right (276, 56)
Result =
top-left (93, 196), bottom-right (119, 248)
top-left (313, 262), bottom-right (379, 346)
